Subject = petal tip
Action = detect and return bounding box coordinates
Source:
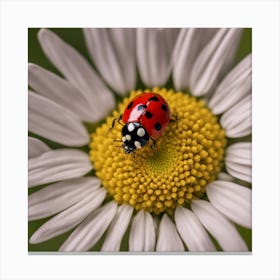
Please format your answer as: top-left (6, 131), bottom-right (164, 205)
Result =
top-left (28, 62), bottom-right (37, 70)
top-left (38, 28), bottom-right (56, 46)
top-left (29, 233), bottom-right (40, 244)
top-left (37, 28), bottom-right (50, 39)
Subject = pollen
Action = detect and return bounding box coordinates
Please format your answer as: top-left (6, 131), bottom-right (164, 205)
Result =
top-left (89, 88), bottom-right (226, 215)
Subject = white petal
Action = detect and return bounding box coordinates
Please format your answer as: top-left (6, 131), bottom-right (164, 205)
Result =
top-left (101, 204), bottom-right (134, 251)
top-left (217, 172), bottom-right (234, 182)
top-left (28, 149), bottom-right (92, 187)
top-left (190, 28), bottom-right (242, 96)
top-left (226, 142), bottom-right (252, 182)
top-left (156, 214), bottom-right (184, 252)
top-left (59, 201), bottom-right (118, 252)
top-left (38, 29), bottom-right (115, 121)
top-left (28, 137), bottom-right (50, 159)
top-left (206, 180), bottom-right (252, 228)
top-left (136, 28), bottom-right (179, 87)
top-left (28, 177), bottom-right (100, 220)
top-left (172, 28), bottom-right (217, 90)
top-left (209, 54), bottom-right (252, 114)
top-left (175, 207), bottom-right (216, 251)
top-left (220, 95), bottom-right (251, 138)
top-left (30, 188), bottom-right (106, 243)
top-left (83, 28), bottom-right (136, 95)
top-left (28, 63), bottom-right (96, 122)
top-left (129, 210), bottom-right (156, 251)
top-left (191, 200), bottom-right (248, 251)
top-left (28, 91), bottom-right (89, 146)
top-left (227, 142), bottom-right (251, 165)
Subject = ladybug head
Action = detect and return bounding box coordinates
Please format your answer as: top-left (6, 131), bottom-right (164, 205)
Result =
top-left (121, 122), bottom-right (150, 154)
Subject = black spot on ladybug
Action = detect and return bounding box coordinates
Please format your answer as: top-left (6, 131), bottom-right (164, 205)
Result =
top-left (127, 102), bottom-right (134, 109)
top-left (148, 96), bottom-right (159, 102)
top-left (137, 104), bottom-right (147, 111)
top-left (161, 104), bottom-right (168, 112)
top-left (145, 111), bottom-right (153, 119)
top-left (155, 122), bottom-right (161, 131)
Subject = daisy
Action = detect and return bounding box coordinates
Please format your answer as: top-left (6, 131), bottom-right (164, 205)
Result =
top-left (28, 28), bottom-right (252, 252)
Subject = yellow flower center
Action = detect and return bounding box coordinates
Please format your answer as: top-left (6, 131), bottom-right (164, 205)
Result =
top-left (89, 88), bottom-right (226, 215)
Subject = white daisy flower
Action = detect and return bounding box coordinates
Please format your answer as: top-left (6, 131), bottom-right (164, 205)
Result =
top-left (28, 28), bottom-right (252, 252)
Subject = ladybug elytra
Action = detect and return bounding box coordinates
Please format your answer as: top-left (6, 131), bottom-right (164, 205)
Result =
top-left (113, 92), bottom-right (171, 154)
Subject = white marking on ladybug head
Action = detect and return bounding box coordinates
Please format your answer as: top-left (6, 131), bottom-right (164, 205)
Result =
top-left (134, 141), bottom-right (142, 149)
top-left (137, 127), bottom-right (145, 137)
top-left (125, 134), bottom-right (131, 141)
top-left (122, 136), bottom-right (126, 142)
top-left (123, 145), bottom-right (131, 153)
top-left (128, 123), bottom-right (135, 132)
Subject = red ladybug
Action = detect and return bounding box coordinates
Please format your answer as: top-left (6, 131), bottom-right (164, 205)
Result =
top-left (115, 92), bottom-right (171, 153)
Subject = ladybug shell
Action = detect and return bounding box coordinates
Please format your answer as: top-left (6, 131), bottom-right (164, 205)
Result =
top-left (122, 93), bottom-right (171, 138)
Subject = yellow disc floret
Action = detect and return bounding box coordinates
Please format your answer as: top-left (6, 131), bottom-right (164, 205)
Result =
top-left (89, 88), bottom-right (226, 215)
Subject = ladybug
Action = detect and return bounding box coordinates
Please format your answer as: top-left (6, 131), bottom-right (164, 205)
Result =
top-left (113, 92), bottom-right (171, 154)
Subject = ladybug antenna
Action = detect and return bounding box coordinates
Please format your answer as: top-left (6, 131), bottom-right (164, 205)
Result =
top-left (115, 145), bottom-right (123, 149)
top-left (130, 152), bottom-right (138, 162)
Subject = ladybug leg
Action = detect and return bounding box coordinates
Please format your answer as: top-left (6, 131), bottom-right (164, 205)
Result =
top-left (110, 114), bottom-right (123, 131)
top-left (170, 114), bottom-right (178, 123)
top-left (117, 115), bottom-right (123, 125)
top-left (151, 138), bottom-right (156, 150)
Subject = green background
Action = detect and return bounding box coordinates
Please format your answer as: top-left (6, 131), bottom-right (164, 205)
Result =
top-left (28, 28), bottom-right (252, 252)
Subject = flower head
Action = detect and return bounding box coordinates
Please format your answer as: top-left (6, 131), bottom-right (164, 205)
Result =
top-left (28, 28), bottom-right (252, 252)
top-left (90, 88), bottom-right (226, 215)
